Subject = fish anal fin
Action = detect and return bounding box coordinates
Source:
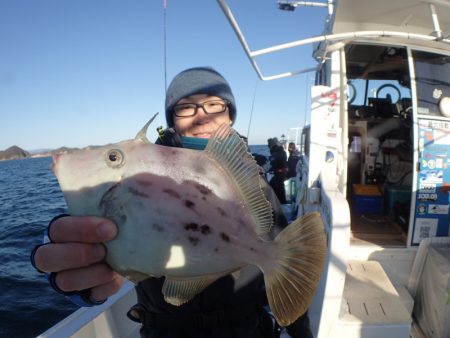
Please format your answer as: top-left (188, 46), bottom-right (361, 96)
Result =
top-left (113, 268), bottom-right (153, 284)
top-left (204, 124), bottom-right (273, 236)
top-left (263, 212), bottom-right (327, 327)
top-left (162, 276), bottom-right (219, 306)
top-left (125, 271), bottom-right (151, 284)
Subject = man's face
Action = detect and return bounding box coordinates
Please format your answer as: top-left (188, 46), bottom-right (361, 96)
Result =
top-left (173, 94), bottom-right (232, 138)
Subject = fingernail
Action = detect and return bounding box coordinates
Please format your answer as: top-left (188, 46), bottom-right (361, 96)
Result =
top-left (96, 222), bottom-right (116, 240)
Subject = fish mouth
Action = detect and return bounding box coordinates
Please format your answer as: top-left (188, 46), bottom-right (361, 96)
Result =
top-left (51, 153), bottom-right (60, 174)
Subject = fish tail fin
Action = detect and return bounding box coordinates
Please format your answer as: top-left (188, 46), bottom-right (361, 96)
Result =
top-left (263, 212), bottom-right (327, 327)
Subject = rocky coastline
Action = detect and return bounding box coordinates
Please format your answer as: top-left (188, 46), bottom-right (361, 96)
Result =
top-left (0, 146), bottom-right (31, 161)
top-left (0, 146), bottom-right (72, 161)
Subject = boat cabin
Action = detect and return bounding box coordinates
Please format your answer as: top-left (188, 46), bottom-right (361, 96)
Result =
top-left (307, 42), bottom-right (450, 248)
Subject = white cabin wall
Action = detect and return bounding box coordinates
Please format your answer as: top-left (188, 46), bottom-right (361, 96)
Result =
top-left (308, 49), bottom-right (344, 192)
top-left (316, 49), bottom-right (349, 195)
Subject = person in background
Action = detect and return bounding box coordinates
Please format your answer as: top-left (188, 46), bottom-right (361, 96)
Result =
top-left (31, 67), bottom-right (312, 338)
top-left (267, 138), bottom-right (288, 204)
top-left (287, 142), bottom-right (301, 179)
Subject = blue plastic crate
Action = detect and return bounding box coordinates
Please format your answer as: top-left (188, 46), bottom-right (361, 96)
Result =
top-left (352, 195), bottom-right (383, 214)
top-left (352, 185), bottom-right (383, 214)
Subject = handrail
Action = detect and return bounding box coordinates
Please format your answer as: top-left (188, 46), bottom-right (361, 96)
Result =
top-left (37, 281), bottom-right (137, 338)
top-left (216, 0), bottom-right (450, 81)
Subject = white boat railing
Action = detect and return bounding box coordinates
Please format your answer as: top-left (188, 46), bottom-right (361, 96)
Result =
top-left (37, 281), bottom-right (139, 338)
top-left (308, 170), bottom-right (351, 338)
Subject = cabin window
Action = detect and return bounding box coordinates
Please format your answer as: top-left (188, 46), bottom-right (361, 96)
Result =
top-left (413, 50), bottom-right (450, 117)
top-left (316, 65), bottom-right (327, 86)
top-left (301, 126), bottom-right (310, 157)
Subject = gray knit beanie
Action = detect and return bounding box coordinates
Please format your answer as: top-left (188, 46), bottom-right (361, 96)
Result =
top-left (165, 67), bottom-right (237, 127)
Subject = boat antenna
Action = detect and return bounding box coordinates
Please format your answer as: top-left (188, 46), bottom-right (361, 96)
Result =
top-left (163, 0), bottom-right (168, 94)
top-left (246, 79), bottom-right (258, 139)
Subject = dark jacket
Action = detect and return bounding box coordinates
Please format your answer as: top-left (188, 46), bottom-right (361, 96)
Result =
top-left (267, 144), bottom-right (288, 204)
top-left (287, 150), bottom-right (301, 178)
top-left (269, 145), bottom-right (287, 173)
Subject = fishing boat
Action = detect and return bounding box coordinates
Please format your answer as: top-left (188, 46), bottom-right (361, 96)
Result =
top-left (38, 0), bottom-right (450, 337)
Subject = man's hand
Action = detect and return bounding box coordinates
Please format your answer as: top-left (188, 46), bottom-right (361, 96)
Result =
top-left (33, 216), bottom-right (124, 302)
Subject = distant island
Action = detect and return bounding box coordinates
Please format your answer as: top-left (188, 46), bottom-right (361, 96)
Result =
top-left (0, 146), bottom-right (31, 161)
top-left (0, 146), bottom-right (75, 161)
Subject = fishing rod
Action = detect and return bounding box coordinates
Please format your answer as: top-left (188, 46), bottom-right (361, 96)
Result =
top-left (163, 0), bottom-right (168, 94)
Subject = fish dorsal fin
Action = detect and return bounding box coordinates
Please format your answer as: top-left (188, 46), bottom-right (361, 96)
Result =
top-left (204, 124), bottom-right (273, 235)
top-left (134, 113), bottom-right (159, 142)
top-left (162, 276), bottom-right (219, 306)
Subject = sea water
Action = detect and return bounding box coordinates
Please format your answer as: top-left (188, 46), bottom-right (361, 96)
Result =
top-left (0, 146), bottom-right (269, 337)
top-left (0, 157), bottom-right (78, 338)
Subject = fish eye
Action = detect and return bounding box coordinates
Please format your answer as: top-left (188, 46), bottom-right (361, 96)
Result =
top-left (106, 149), bottom-right (124, 167)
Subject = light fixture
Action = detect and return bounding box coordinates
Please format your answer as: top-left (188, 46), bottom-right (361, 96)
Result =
top-left (438, 96), bottom-right (450, 117)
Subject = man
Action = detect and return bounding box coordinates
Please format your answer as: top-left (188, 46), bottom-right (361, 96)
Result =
top-left (287, 142), bottom-right (301, 179)
top-left (267, 138), bottom-right (288, 204)
top-left (31, 67), bottom-right (312, 338)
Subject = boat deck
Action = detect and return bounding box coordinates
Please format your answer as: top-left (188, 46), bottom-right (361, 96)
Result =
top-left (350, 213), bottom-right (407, 247)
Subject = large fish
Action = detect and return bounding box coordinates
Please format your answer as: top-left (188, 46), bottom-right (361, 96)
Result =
top-left (52, 115), bottom-right (326, 326)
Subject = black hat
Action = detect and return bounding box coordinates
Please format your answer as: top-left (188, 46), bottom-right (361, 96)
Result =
top-left (165, 67), bottom-right (237, 127)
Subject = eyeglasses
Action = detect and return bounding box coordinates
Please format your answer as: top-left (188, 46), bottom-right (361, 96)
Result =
top-left (173, 100), bottom-right (229, 117)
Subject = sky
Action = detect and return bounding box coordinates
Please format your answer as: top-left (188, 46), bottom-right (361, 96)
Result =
top-left (0, 0), bottom-right (328, 150)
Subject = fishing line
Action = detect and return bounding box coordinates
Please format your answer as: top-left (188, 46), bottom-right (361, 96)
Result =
top-left (163, 0), bottom-right (168, 94)
top-left (246, 79), bottom-right (258, 140)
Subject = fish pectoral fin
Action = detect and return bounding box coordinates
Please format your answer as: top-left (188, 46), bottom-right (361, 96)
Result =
top-left (162, 276), bottom-right (219, 306)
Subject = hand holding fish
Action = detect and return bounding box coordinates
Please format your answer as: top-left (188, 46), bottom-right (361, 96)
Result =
top-left (33, 215), bottom-right (124, 302)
